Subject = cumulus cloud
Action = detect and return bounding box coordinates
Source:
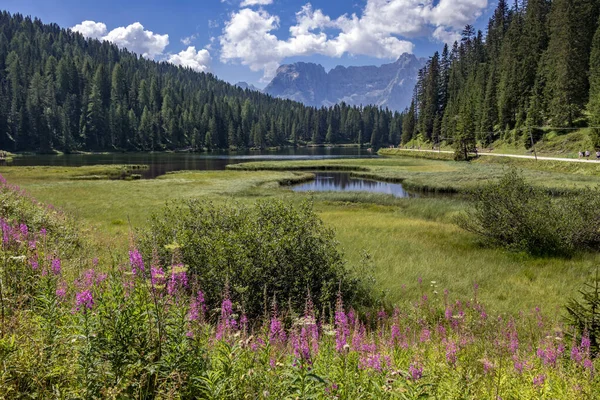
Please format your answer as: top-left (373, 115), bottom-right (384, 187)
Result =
top-left (240, 0), bottom-right (273, 6)
top-left (167, 46), bottom-right (212, 72)
top-left (71, 20), bottom-right (107, 40)
top-left (220, 0), bottom-right (488, 78)
top-left (71, 20), bottom-right (210, 72)
top-left (72, 21), bottom-right (169, 59)
top-left (103, 23), bottom-right (169, 58)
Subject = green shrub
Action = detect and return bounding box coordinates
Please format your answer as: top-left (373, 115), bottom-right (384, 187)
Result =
top-left (565, 270), bottom-right (600, 355)
top-left (457, 169), bottom-right (600, 256)
top-left (137, 199), bottom-right (375, 320)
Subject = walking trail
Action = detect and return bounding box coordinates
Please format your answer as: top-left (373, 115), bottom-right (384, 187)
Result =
top-left (398, 149), bottom-right (600, 164)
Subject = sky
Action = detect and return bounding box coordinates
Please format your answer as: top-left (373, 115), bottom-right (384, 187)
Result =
top-left (3, 0), bottom-right (496, 88)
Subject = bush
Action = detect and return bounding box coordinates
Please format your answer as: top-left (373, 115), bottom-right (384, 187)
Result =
top-left (565, 270), bottom-right (600, 356)
top-left (457, 169), bottom-right (600, 256)
top-left (136, 199), bottom-right (375, 320)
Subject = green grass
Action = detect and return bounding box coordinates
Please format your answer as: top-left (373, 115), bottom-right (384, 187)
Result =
top-left (229, 156), bottom-right (600, 194)
top-left (0, 161), bottom-right (598, 316)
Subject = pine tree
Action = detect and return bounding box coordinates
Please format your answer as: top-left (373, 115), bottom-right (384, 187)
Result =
top-left (588, 17), bottom-right (600, 148)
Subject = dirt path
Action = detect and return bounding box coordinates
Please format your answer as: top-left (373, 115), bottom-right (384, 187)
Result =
top-left (397, 148), bottom-right (600, 163)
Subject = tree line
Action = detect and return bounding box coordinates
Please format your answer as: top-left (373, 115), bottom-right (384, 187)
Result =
top-left (0, 11), bottom-right (403, 153)
top-left (403, 0), bottom-right (600, 157)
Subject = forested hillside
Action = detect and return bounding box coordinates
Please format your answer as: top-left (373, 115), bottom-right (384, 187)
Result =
top-left (0, 11), bottom-right (403, 153)
top-left (403, 0), bottom-right (600, 154)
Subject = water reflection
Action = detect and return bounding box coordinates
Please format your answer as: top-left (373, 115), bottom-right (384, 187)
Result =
top-left (292, 173), bottom-right (412, 198)
top-left (9, 147), bottom-right (376, 179)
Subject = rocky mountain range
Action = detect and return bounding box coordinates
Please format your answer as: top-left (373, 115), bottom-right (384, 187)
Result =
top-left (263, 53), bottom-right (424, 112)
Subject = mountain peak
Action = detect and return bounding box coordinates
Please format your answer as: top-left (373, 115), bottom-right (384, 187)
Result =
top-left (264, 56), bottom-right (425, 111)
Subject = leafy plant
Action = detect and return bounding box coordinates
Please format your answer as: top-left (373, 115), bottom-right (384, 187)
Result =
top-left (457, 168), bottom-right (600, 256)
top-left (137, 199), bottom-right (374, 320)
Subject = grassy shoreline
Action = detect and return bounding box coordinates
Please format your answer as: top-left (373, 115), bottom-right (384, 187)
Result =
top-left (1, 161), bottom-right (598, 316)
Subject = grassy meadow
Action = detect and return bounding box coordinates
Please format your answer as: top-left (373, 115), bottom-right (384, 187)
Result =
top-left (2, 155), bottom-right (599, 316)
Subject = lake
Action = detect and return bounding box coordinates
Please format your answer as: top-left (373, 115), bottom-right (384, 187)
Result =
top-left (9, 147), bottom-right (376, 179)
top-left (291, 173), bottom-right (413, 198)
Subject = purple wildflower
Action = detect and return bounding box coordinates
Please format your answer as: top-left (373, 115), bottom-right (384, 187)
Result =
top-left (409, 362), bottom-right (423, 380)
top-left (188, 290), bottom-right (207, 322)
top-left (335, 294), bottom-right (350, 353)
top-left (445, 340), bottom-right (458, 365)
top-left (167, 265), bottom-right (188, 296)
top-left (51, 257), bottom-right (61, 275)
top-left (75, 290), bottom-right (94, 311)
top-left (269, 315), bottom-right (286, 345)
top-left (533, 374), bottom-right (546, 388)
top-left (129, 249), bottom-right (144, 274)
top-left (56, 281), bottom-right (67, 299)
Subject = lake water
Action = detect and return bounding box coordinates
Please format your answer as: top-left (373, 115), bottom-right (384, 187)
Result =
top-left (292, 173), bottom-right (413, 198)
top-left (9, 147), bottom-right (376, 179)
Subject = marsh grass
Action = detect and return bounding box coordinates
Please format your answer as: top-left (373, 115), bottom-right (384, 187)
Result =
top-left (0, 163), bottom-right (598, 315)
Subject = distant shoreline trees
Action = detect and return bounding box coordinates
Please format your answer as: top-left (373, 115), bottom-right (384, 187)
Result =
top-left (0, 11), bottom-right (403, 153)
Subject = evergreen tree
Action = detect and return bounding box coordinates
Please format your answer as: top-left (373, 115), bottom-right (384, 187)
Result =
top-left (589, 17), bottom-right (600, 148)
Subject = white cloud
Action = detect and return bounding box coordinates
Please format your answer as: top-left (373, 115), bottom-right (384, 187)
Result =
top-left (72, 21), bottom-right (169, 59)
top-left (103, 22), bottom-right (169, 58)
top-left (71, 21), bottom-right (107, 40)
top-left (219, 0), bottom-right (488, 78)
top-left (181, 34), bottom-right (198, 46)
top-left (167, 46), bottom-right (212, 72)
top-left (240, 0), bottom-right (273, 6)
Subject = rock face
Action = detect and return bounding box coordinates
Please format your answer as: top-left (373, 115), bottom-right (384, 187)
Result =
top-left (264, 53), bottom-right (424, 111)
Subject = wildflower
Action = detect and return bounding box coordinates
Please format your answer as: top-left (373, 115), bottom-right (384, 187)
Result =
top-left (188, 290), bottom-right (207, 322)
top-left (533, 374), bottom-right (545, 388)
top-left (51, 257), bottom-right (61, 275)
top-left (269, 315), bottom-right (286, 345)
top-left (335, 295), bottom-right (350, 353)
top-left (75, 290), bottom-right (94, 311)
top-left (482, 359), bottom-right (494, 374)
top-left (19, 223), bottom-right (28, 239)
top-left (408, 362), bottom-right (423, 380)
top-left (419, 328), bottom-right (431, 343)
top-left (167, 264), bottom-right (188, 296)
top-left (56, 281), bottom-right (67, 299)
top-left (129, 248), bottom-right (144, 275)
top-left (216, 297), bottom-right (237, 340)
top-left (514, 359), bottom-right (524, 374)
top-left (151, 266), bottom-right (166, 287)
top-left (445, 340), bottom-right (458, 365)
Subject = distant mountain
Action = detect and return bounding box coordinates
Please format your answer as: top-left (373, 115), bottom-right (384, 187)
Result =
top-left (264, 54), bottom-right (425, 111)
top-left (235, 82), bottom-right (262, 92)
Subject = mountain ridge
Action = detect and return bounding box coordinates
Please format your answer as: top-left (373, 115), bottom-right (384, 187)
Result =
top-left (264, 54), bottom-right (424, 111)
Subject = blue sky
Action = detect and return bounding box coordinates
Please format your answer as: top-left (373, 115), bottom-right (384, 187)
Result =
top-left (3, 0), bottom-right (495, 88)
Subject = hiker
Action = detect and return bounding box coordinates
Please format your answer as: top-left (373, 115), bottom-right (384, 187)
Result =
top-left (579, 151), bottom-right (584, 159)
top-left (596, 151), bottom-right (600, 160)
top-left (585, 150), bottom-right (591, 158)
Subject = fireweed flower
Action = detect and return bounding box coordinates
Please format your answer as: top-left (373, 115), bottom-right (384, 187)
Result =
top-left (188, 290), bottom-right (207, 322)
top-left (335, 294), bottom-right (350, 353)
top-left (51, 257), bottom-right (61, 275)
top-left (216, 297), bottom-right (237, 340)
top-left (129, 249), bottom-right (144, 275)
top-left (151, 266), bottom-right (166, 287)
top-left (533, 374), bottom-right (546, 388)
top-left (269, 315), bottom-right (286, 345)
top-left (56, 281), bottom-right (67, 299)
top-left (445, 340), bottom-right (458, 365)
top-left (75, 290), bottom-right (94, 311)
top-left (409, 362), bottom-right (423, 380)
top-left (167, 264), bottom-right (188, 296)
